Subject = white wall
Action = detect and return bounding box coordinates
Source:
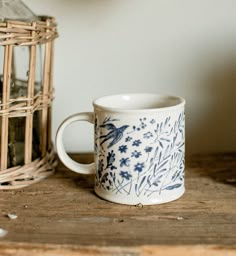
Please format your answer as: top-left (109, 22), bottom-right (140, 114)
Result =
top-left (24, 0), bottom-right (236, 155)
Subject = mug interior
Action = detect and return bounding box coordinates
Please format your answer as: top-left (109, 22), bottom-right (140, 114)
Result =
top-left (93, 93), bottom-right (185, 111)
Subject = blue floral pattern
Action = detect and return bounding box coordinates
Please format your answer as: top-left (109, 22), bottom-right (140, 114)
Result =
top-left (134, 162), bottom-right (145, 173)
top-left (118, 145), bottom-right (128, 153)
top-left (120, 171), bottom-right (132, 180)
top-left (120, 158), bottom-right (130, 167)
top-left (95, 111), bottom-right (185, 197)
top-left (131, 150), bottom-right (142, 158)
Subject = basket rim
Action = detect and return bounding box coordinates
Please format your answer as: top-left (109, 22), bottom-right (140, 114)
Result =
top-left (0, 16), bottom-right (58, 46)
top-left (0, 148), bottom-right (57, 190)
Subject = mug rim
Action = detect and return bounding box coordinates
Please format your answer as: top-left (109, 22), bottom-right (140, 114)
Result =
top-left (93, 93), bottom-right (185, 113)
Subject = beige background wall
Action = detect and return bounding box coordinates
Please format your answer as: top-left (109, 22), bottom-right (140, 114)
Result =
top-left (25, 0), bottom-right (236, 155)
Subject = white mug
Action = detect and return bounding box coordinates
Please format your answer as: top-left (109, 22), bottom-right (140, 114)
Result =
top-left (56, 93), bottom-right (185, 205)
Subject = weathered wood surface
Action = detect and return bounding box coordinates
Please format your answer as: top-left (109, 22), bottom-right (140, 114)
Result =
top-left (0, 243), bottom-right (235, 256)
top-left (0, 153), bottom-right (235, 255)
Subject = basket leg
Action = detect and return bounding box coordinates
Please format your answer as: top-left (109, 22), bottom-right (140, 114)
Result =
top-left (1, 45), bottom-right (13, 170)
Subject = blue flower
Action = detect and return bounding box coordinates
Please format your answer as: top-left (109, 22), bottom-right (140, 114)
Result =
top-left (141, 123), bottom-right (146, 129)
top-left (118, 145), bottom-right (128, 153)
top-left (134, 162), bottom-right (145, 173)
top-left (140, 117), bottom-right (147, 121)
top-left (143, 132), bottom-right (153, 139)
top-left (144, 146), bottom-right (153, 153)
top-left (120, 171), bottom-right (132, 180)
top-left (132, 139), bottom-right (141, 147)
top-left (138, 118), bottom-right (147, 129)
top-left (120, 158), bottom-right (130, 167)
top-left (131, 150), bottom-right (142, 158)
top-left (125, 136), bottom-right (132, 142)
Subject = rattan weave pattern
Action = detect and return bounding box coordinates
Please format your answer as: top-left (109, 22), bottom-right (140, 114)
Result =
top-left (0, 148), bottom-right (57, 189)
top-left (0, 16), bottom-right (58, 46)
top-left (0, 16), bottom-right (58, 189)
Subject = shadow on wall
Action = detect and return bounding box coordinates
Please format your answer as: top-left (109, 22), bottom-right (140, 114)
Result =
top-left (39, 0), bottom-right (236, 155)
top-left (187, 58), bottom-right (236, 155)
top-left (53, 0), bottom-right (114, 6)
top-left (53, 0), bottom-right (118, 14)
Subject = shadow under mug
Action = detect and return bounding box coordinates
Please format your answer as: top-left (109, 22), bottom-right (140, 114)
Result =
top-left (56, 93), bottom-right (186, 205)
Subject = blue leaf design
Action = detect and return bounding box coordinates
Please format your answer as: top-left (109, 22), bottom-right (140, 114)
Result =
top-left (160, 138), bottom-right (170, 142)
top-left (153, 175), bottom-right (163, 186)
top-left (158, 151), bottom-right (162, 164)
top-left (165, 184), bottom-right (182, 190)
top-left (158, 168), bottom-right (167, 173)
top-left (101, 173), bottom-right (109, 184)
top-left (159, 141), bottom-right (163, 148)
top-left (139, 176), bottom-right (146, 190)
top-left (156, 159), bottom-right (168, 172)
top-left (147, 175), bottom-right (152, 187)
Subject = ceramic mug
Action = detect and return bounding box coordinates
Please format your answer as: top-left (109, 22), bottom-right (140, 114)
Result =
top-left (56, 93), bottom-right (185, 205)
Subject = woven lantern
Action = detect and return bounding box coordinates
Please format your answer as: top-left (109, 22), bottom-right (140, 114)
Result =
top-left (0, 0), bottom-right (58, 189)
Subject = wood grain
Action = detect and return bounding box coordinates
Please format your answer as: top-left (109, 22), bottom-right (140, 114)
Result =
top-left (0, 153), bottom-right (235, 255)
top-left (0, 243), bottom-right (235, 256)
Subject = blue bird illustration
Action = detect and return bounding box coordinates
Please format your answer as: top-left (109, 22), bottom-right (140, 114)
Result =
top-left (99, 123), bottom-right (129, 148)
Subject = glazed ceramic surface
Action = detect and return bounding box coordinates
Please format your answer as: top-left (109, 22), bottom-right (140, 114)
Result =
top-left (56, 94), bottom-right (185, 205)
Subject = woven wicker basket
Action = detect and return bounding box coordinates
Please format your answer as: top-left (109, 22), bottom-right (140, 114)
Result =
top-left (0, 16), bottom-right (58, 189)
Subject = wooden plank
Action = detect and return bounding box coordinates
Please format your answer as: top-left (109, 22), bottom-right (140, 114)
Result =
top-left (0, 243), bottom-right (235, 256)
top-left (0, 153), bottom-right (235, 255)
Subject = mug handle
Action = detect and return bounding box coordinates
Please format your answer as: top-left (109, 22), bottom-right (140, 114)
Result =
top-left (55, 112), bottom-right (95, 175)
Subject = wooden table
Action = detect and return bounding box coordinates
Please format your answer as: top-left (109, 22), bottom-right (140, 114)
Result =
top-left (0, 153), bottom-right (235, 255)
